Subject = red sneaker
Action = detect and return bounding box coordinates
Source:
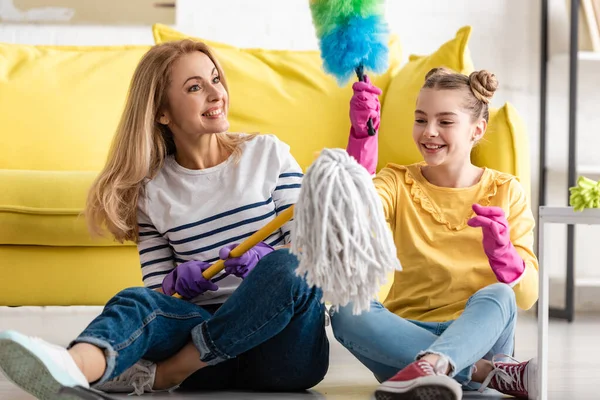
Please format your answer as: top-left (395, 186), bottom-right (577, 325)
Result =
top-left (375, 359), bottom-right (462, 400)
top-left (480, 355), bottom-right (538, 399)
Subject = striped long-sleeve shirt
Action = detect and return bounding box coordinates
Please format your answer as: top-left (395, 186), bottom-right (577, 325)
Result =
top-left (137, 134), bottom-right (302, 305)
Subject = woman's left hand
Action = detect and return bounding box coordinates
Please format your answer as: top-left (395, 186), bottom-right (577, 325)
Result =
top-left (218, 242), bottom-right (275, 279)
top-left (467, 204), bottom-right (525, 285)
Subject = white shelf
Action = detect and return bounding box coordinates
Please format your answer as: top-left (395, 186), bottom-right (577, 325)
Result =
top-left (550, 51), bottom-right (600, 63)
top-left (576, 278), bottom-right (600, 287)
top-left (578, 165), bottom-right (600, 175)
top-left (545, 165), bottom-right (600, 176)
top-left (576, 51), bottom-right (600, 61)
top-left (539, 206), bottom-right (600, 224)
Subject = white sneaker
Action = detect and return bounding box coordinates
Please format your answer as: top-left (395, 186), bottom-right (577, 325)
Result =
top-left (93, 359), bottom-right (162, 396)
top-left (0, 330), bottom-right (89, 399)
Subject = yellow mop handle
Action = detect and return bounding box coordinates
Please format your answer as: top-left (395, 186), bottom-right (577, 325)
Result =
top-left (173, 205), bottom-right (295, 298)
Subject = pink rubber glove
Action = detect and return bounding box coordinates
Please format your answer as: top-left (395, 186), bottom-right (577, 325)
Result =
top-left (218, 242), bottom-right (274, 279)
top-left (467, 204), bottom-right (525, 285)
top-left (347, 74), bottom-right (381, 175)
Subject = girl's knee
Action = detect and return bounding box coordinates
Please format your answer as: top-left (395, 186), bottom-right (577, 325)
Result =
top-left (484, 282), bottom-right (516, 300)
top-left (475, 283), bottom-right (516, 313)
top-left (329, 301), bottom-right (383, 345)
top-left (329, 305), bottom-right (354, 342)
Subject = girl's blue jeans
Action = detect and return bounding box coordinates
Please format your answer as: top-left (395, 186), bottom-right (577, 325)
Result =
top-left (70, 249), bottom-right (329, 391)
top-left (330, 283), bottom-right (517, 389)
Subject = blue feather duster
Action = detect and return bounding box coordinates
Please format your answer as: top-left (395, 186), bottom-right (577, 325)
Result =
top-left (319, 14), bottom-right (390, 85)
top-left (310, 0), bottom-right (389, 135)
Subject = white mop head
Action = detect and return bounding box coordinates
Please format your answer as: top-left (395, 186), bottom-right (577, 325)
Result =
top-left (290, 148), bottom-right (401, 315)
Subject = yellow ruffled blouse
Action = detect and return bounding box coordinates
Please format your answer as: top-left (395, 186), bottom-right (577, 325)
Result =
top-left (374, 163), bottom-right (539, 322)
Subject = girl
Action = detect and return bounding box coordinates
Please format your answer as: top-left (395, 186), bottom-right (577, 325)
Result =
top-left (339, 68), bottom-right (539, 400)
top-left (0, 39), bottom-right (329, 398)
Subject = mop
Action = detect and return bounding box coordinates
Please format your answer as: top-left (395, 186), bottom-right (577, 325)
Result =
top-left (290, 148), bottom-right (400, 314)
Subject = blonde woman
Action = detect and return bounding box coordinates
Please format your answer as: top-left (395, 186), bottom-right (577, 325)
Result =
top-left (0, 39), bottom-right (329, 398)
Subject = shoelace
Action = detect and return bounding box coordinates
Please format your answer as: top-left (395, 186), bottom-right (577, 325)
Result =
top-left (479, 354), bottom-right (525, 393)
top-left (97, 362), bottom-right (154, 396)
top-left (127, 369), bottom-right (154, 396)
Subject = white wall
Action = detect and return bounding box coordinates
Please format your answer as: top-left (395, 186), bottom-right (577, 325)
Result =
top-left (1, 0), bottom-right (598, 308)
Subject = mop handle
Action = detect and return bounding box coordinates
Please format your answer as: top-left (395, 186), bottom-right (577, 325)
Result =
top-left (173, 205), bottom-right (295, 298)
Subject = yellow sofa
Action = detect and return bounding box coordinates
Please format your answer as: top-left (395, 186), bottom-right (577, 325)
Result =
top-left (0, 25), bottom-right (530, 306)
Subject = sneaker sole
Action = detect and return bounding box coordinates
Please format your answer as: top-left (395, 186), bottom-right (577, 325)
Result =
top-left (374, 376), bottom-right (462, 400)
top-left (0, 330), bottom-right (85, 400)
top-left (375, 385), bottom-right (458, 400)
top-left (527, 358), bottom-right (539, 400)
top-left (58, 386), bottom-right (119, 400)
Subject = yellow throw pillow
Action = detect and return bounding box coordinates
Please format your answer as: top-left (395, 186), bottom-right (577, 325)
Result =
top-left (377, 26), bottom-right (474, 170)
top-left (152, 24), bottom-right (403, 171)
top-left (0, 43), bottom-right (151, 171)
top-left (472, 103), bottom-right (531, 198)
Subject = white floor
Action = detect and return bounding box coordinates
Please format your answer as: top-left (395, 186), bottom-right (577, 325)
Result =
top-left (1, 309), bottom-right (598, 399)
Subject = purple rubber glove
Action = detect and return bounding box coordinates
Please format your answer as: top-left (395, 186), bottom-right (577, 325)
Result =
top-left (162, 260), bottom-right (218, 299)
top-left (347, 74), bottom-right (382, 175)
top-left (467, 204), bottom-right (525, 286)
top-left (218, 242), bottom-right (275, 279)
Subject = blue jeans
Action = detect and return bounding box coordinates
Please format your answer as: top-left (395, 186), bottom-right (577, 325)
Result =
top-left (330, 283), bottom-right (517, 388)
top-left (70, 250), bottom-right (329, 391)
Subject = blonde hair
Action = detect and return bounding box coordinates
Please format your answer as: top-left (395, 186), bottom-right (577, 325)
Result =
top-left (422, 67), bottom-right (499, 123)
top-left (85, 39), bottom-right (255, 243)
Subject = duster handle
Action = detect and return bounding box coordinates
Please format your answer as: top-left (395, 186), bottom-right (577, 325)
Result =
top-left (355, 64), bottom-right (376, 137)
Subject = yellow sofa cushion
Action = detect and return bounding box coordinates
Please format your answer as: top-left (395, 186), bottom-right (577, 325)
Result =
top-left (0, 245), bottom-right (142, 306)
top-left (0, 170), bottom-right (124, 246)
top-left (152, 24), bottom-right (403, 171)
top-left (0, 43), bottom-right (151, 171)
top-left (378, 26), bottom-right (475, 171)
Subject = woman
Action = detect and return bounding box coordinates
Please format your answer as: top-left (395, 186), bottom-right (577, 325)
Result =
top-left (0, 39), bottom-right (329, 398)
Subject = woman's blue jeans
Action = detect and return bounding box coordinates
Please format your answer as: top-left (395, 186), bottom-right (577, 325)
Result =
top-left (70, 249), bottom-right (329, 391)
top-left (330, 283), bottom-right (517, 389)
